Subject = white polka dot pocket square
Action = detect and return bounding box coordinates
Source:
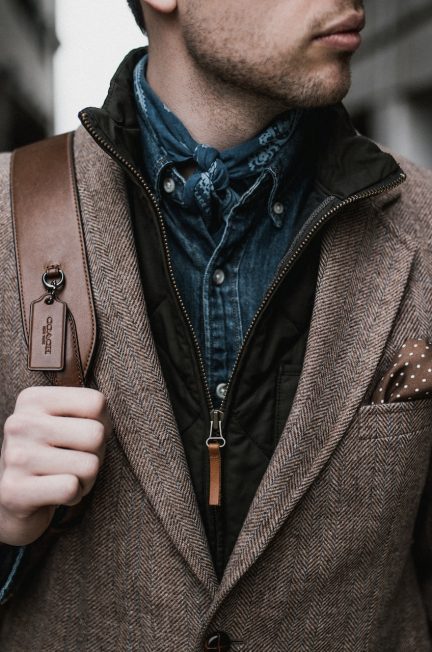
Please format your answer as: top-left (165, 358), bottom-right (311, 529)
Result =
top-left (372, 339), bottom-right (432, 404)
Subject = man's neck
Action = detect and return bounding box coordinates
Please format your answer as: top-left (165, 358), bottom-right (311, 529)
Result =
top-left (146, 44), bottom-right (288, 151)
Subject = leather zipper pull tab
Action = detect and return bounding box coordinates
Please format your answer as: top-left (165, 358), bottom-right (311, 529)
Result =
top-left (206, 410), bottom-right (226, 507)
top-left (208, 443), bottom-right (222, 507)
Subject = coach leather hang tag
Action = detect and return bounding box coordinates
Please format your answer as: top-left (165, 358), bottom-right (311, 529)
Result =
top-left (28, 294), bottom-right (67, 372)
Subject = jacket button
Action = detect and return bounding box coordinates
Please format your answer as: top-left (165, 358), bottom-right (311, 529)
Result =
top-left (204, 631), bottom-right (232, 651)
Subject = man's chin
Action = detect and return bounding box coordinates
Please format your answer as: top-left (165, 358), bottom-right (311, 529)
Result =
top-left (302, 85), bottom-right (351, 108)
top-left (314, 61), bottom-right (352, 102)
top-left (284, 68), bottom-right (352, 109)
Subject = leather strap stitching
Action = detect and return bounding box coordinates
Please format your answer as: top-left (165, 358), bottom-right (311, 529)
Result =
top-left (67, 132), bottom-right (96, 376)
top-left (10, 150), bottom-right (29, 343)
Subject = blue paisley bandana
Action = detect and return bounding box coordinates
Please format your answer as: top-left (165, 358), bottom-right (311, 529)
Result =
top-left (133, 55), bottom-right (302, 220)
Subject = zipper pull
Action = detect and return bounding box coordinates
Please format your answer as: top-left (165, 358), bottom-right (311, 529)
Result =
top-left (206, 410), bottom-right (226, 507)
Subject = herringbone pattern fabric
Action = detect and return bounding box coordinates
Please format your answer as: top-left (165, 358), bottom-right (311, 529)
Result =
top-left (1, 130), bottom-right (432, 650)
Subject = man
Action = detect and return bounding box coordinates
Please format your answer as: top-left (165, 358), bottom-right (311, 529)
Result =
top-left (0, 0), bottom-right (432, 649)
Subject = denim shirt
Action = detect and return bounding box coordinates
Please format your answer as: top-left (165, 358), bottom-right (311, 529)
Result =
top-left (134, 55), bottom-right (313, 405)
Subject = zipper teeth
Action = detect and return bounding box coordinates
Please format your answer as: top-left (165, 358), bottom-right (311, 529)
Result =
top-left (80, 111), bottom-right (406, 416)
top-left (80, 111), bottom-right (214, 411)
top-left (218, 171), bottom-right (406, 411)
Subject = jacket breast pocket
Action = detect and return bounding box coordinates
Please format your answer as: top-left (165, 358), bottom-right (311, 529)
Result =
top-left (357, 399), bottom-right (432, 440)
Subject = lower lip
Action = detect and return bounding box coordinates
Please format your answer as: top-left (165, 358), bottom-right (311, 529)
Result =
top-left (314, 31), bottom-right (362, 52)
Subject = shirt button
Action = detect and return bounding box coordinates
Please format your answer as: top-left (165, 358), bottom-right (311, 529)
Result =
top-left (163, 177), bottom-right (176, 194)
top-left (213, 269), bottom-right (225, 286)
top-left (216, 383), bottom-right (228, 400)
top-left (273, 201), bottom-right (284, 215)
top-left (203, 631), bottom-right (232, 651)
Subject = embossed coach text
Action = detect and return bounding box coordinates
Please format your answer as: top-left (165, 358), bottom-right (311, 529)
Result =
top-left (42, 316), bottom-right (53, 355)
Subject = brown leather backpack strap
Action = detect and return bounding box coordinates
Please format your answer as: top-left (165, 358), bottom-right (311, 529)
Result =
top-left (0, 134), bottom-right (97, 608)
top-left (10, 132), bottom-right (96, 387)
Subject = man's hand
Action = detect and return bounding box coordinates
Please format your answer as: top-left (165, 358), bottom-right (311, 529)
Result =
top-left (0, 387), bottom-right (111, 546)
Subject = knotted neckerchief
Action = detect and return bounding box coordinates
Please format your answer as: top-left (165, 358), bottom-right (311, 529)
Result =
top-left (134, 55), bottom-right (302, 220)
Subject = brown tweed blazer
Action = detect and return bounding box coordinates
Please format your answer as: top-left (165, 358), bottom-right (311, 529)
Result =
top-left (1, 126), bottom-right (432, 651)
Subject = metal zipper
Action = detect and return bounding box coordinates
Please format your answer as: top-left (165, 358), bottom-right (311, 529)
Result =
top-left (218, 170), bottom-right (406, 414)
top-left (80, 109), bottom-right (406, 488)
top-left (80, 110), bottom-right (214, 412)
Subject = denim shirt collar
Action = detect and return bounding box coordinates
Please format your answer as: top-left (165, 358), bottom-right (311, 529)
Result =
top-left (133, 54), bottom-right (305, 226)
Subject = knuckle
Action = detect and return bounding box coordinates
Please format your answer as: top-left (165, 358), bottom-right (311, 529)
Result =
top-left (0, 473), bottom-right (18, 512)
top-left (15, 386), bottom-right (41, 407)
top-left (88, 421), bottom-right (105, 450)
top-left (83, 454), bottom-right (100, 479)
top-left (88, 390), bottom-right (107, 416)
top-left (4, 414), bottom-right (26, 438)
top-left (62, 476), bottom-right (81, 503)
top-left (2, 442), bottom-right (29, 469)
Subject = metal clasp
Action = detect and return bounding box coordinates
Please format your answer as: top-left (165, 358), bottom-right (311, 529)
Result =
top-left (42, 266), bottom-right (65, 304)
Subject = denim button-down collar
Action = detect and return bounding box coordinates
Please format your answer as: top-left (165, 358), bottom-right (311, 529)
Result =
top-left (133, 54), bottom-right (304, 229)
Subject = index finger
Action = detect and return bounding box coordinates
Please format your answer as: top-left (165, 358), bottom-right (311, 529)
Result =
top-left (16, 386), bottom-right (109, 423)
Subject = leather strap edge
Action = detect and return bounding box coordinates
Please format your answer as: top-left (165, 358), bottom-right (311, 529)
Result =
top-left (66, 132), bottom-right (97, 377)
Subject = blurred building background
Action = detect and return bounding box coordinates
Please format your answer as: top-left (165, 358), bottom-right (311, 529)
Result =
top-left (347, 0), bottom-right (432, 168)
top-left (0, 0), bottom-right (58, 150)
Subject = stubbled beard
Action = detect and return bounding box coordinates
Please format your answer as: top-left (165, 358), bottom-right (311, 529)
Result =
top-left (183, 25), bottom-right (353, 109)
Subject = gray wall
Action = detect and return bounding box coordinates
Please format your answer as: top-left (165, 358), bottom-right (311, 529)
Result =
top-left (346, 0), bottom-right (432, 168)
top-left (0, 0), bottom-right (58, 150)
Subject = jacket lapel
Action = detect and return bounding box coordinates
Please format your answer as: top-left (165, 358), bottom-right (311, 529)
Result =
top-left (210, 190), bottom-right (415, 608)
top-left (73, 127), bottom-right (218, 595)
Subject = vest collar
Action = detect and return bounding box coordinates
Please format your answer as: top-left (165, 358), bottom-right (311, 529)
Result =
top-left (79, 47), bottom-right (404, 203)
